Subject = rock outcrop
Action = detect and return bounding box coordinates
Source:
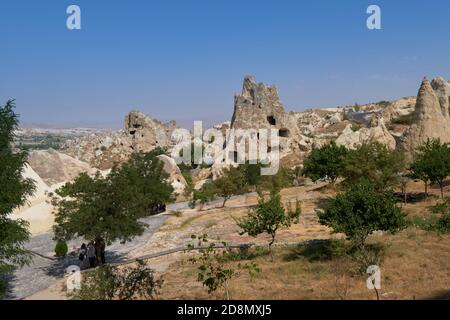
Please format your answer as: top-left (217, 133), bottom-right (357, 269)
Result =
top-left (62, 111), bottom-right (178, 169)
top-left (230, 76), bottom-right (310, 159)
top-left (400, 78), bottom-right (450, 158)
top-left (157, 154), bottom-right (187, 195)
top-left (125, 111), bottom-right (177, 153)
top-left (336, 122), bottom-right (396, 150)
top-left (28, 149), bottom-right (95, 186)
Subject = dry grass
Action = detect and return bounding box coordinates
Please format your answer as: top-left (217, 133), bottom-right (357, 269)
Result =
top-left (156, 180), bottom-right (450, 300)
top-left (158, 229), bottom-right (450, 300)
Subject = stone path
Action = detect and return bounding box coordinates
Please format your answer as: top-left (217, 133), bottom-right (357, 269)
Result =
top-left (6, 202), bottom-right (190, 300)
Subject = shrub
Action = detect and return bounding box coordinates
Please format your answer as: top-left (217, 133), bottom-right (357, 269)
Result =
top-left (69, 260), bottom-right (163, 300)
top-left (54, 240), bottom-right (68, 257)
top-left (392, 113), bottom-right (415, 125)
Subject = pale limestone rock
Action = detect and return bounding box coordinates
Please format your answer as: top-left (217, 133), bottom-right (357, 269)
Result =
top-left (157, 154), bottom-right (187, 195)
top-left (400, 78), bottom-right (450, 158)
top-left (28, 149), bottom-right (95, 186)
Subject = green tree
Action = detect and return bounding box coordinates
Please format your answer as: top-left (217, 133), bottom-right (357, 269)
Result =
top-left (236, 193), bottom-right (301, 259)
top-left (213, 166), bottom-right (248, 207)
top-left (0, 100), bottom-right (36, 298)
top-left (191, 180), bottom-right (216, 210)
top-left (302, 141), bottom-right (348, 184)
top-left (317, 180), bottom-right (406, 251)
top-left (343, 142), bottom-right (405, 190)
top-left (410, 139), bottom-right (450, 199)
top-left (52, 150), bottom-right (174, 253)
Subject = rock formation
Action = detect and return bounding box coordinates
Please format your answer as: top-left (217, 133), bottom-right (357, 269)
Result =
top-left (62, 111), bottom-right (178, 169)
top-left (400, 78), bottom-right (450, 158)
top-left (28, 149), bottom-right (95, 186)
top-left (157, 154), bottom-right (187, 195)
top-left (230, 76), bottom-right (311, 159)
top-left (335, 122), bottom-right (396, 150)
top-left (125, 111), bottom-right (177, 153)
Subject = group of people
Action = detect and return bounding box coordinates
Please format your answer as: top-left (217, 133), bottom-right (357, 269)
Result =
top-left (78, 240), bottom-right (106, 270)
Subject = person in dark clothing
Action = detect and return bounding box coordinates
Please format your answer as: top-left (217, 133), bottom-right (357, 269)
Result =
top-left (100, 240), bottom-right (106, 264)
top-left (86, 242), bottom-right (96, 268)
top-left (79, 243), bottom-right (88, 270)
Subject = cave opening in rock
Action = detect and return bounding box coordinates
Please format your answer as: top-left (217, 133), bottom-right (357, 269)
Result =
top-left (279, 129), bottom-right (290, 138)
top-left (267, 116), bottom-right (276, 125)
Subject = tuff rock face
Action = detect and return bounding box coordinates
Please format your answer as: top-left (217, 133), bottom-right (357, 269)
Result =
top-left (28, 149), bottom-right (95, 186)
top-left (156, 154), bottom-right (187, 195)
top-left (230, 76), bottom-right (309, 158)
top-left (335, 122), bottom-right (396, 150)
top-left (125, 111), bottom-right (177, 153)
top-left (400, 78), bottom-right (450, 158)
top-left (62, 111), bottom-right (178, 169)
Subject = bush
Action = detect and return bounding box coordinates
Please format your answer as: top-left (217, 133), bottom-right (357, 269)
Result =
top-left (392, 113), bottom-right (415, 125)
top-left (69, 260), bottom-right (163, 300)
top-left (54, 240), bottom-right (68, 257)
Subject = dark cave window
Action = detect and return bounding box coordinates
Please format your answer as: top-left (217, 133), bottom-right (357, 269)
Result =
top-left (267, 116), bottom-right (276, 125)
top-left (279, 129), bottom-right (290, 138)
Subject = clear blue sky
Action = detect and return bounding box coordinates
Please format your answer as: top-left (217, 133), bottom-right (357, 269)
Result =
top-left (0, 0), bottom-right (449, 128)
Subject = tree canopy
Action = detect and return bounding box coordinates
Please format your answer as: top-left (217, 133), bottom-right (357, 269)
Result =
top-left (342, 142), bottom-right (405, 190)
top-left (52, 150), bottom-right (174, 244)
top-left (0, 100), bottom-right (35, 297)
top-left (410, 138), bottom-right (450, 198)
top-left (212, 166), bottom-right (248, 207)
top-left (317, 180), bottom-right (406, 249)
top-left (302, 141), bottom-right (348, 183)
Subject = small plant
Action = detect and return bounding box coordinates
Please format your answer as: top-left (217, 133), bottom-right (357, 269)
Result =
top-left (350, 123), bottom-right (362, 132)
top-left (186, 234), bottom-right (260, 300)
top-left (54, 239), bottom-right (68, 258)
top-left (236, 193), bottom-right (301, 260)
top-left (170, 210), bottom-right (183, 217)
top-left (392, 113), bottom-right (415, 125)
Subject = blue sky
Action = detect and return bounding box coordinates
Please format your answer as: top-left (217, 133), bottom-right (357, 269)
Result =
top-left (0, 0), bottom-right (449, 128)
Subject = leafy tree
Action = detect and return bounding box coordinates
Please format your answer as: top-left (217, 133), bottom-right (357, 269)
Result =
top-left (0, 100), bottom-right (36, 298)
top-left (302, 142), bottom-right (348, 184)
top-left (410, 139), bottom-right (450, 199)
top-left (236, 193), bottom-right (301, 259)
top-left (213, 166), bottom-right (248, 207)
top-left (70, 260), bottom-right (163, 300)
top-left (428, 197), bottom-right (450, 233)
top-left (240, 162), bottom-right (264, 189)
top-left (317, 180), bottom-right (406, 251)
top-left (52, 150), bottom-right (174, 253)
top-left (343, 142), bottom-right (405, 190)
